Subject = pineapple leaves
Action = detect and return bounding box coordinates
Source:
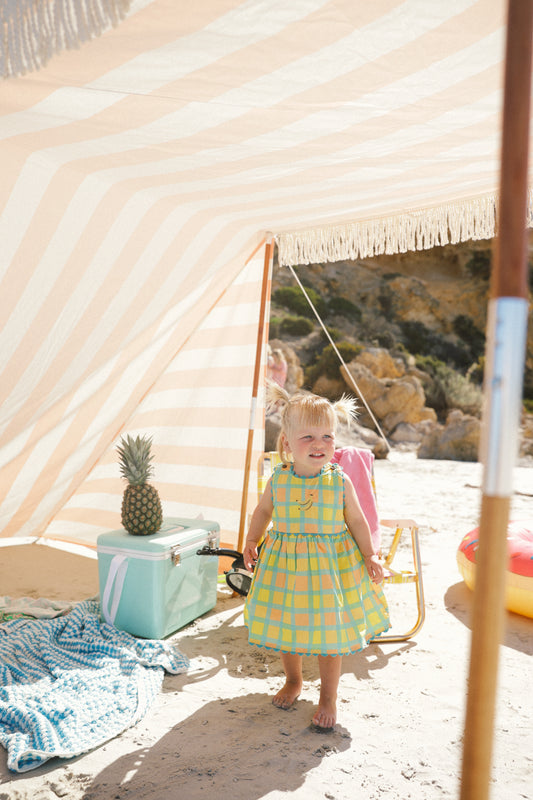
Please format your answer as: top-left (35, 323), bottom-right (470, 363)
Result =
top-left (117, 434), bottom-right (162, 535)
top-left (117, 434), bottom-right (155, 486)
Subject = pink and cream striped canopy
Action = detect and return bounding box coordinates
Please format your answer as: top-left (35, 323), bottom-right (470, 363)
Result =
top-left (0, 0), bottom-right (529, 549)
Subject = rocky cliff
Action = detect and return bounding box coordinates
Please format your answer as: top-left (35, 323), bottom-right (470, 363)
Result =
top-left (269, 239), bottom-right (533, 461)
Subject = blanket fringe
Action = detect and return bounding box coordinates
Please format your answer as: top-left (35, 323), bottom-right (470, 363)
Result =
top-left (0, 0), bottom-right (131, 79)
top-left (276, 191), bottom-right (533, 266)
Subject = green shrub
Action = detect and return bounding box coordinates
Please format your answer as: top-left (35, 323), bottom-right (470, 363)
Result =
top-left (392, 340), bottom-right (408, 356)
top-left (400, 320), bottom-right (432, 354)
top-left (305, 341), bottom-right (363, 385)
top-left (524, 398), bottom-right (533, 414)
top-left (434, 340), bottom-right (472, 370)
top-left (440, 370), bottom-right (483, 415)
top-left (319, 326), bottom-right (342, 342)
top-left (279, 315), bottom-right (314, 337)
top-left (326, 296), bottom-right (362, 322)
top-left (400, 320), bottom-right (471, 369)
top-left (269, 317), bottom-right (281, 340)
top-left (273, 285), bottom-right (326, 319)
top-left (452, 315), bottom-right (485, 357)
top-left (415, 354), bottom-right (443, 374)
top-left (375, 330), bottom-right (396, 349)
top-left (415, 355), bottom-right (482, 416)
top-left (378, 289), bottom-right (393, 315)
top-left (465, 250), bottom-right (491, 281)
top-left (466, 356), bottom-right (485, 385)
top-left (523, 371), bottom-right (533, 402)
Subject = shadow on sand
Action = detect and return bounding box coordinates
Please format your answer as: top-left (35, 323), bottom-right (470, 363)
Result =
top-left (445, 581), bottom-right (533, 655)
top-left (81, 693), bottom-right (351, 800)
top-left (79, 594), bottom-right (415, 799)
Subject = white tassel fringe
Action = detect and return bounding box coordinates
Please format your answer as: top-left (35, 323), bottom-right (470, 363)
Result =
top-left (0, 0), bottom-right (131, 79)
top-left (276, 191), bottom-right (533, 266)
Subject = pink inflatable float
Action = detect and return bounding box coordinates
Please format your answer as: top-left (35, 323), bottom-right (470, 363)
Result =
top-left (457, 520), bottom-right (533, 619)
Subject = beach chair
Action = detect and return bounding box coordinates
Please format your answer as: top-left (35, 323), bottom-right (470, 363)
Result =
top-left (257, 447), bottom-right (425, 643)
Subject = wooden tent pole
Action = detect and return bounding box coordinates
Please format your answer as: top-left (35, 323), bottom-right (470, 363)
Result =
top-left (237, 236), bottom-right (274, 552)
top-left (460, 2), bottom-right (532, 799)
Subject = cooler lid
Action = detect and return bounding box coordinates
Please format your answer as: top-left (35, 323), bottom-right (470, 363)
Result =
top-left (96, 517), bottom-right (219, 557)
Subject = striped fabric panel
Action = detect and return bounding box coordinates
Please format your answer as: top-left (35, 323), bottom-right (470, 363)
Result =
top-left (0, 2), bottom-right (510, 239)
top-left (0, 229), bottom-right (264, 542)
top-left (40, 246), bottom-right (268, 547)
top-left (0, 1), bottom-right (526, 547)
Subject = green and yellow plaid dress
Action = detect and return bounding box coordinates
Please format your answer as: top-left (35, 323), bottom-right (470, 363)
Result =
top-left (244, 462), bottom-right (390, 655)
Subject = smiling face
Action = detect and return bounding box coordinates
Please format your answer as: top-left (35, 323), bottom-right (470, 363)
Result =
top-left (277, 393), bottom-right (339, 475)
top-left (281, 421), bottom-right (336, 476)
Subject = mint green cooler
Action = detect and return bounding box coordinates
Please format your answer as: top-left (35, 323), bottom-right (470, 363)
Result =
top-left (97, 517), bottom-right (220, 639)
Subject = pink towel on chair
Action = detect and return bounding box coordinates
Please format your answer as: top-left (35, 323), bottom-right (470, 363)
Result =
top-left (332, 447), bottom-right (380, 550)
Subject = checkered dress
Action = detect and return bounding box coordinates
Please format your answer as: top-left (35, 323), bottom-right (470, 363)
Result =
top-left (244, 463), bottom-right (390, 655)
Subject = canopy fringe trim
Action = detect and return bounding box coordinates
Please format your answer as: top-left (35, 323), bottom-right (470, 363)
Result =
top-left (276, 190), bottom-right (533, 266)
top-left (0, 0), bottom-right (131, 79)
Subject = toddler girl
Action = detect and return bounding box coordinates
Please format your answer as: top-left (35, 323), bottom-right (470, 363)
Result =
top-left (243, 385), bottom-right (389, 732)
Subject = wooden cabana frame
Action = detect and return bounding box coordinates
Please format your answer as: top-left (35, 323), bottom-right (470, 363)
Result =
top-left (460, 1), bottom-right (532, 798)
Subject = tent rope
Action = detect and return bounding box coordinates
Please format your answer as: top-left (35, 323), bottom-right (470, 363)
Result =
top-left (0, 0), bottom-right (131, 79)
top-left (285, 263), bottom-right (391, 452)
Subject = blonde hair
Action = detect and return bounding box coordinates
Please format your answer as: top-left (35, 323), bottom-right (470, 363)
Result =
top-left (267, 382), bottom-right (358, 465)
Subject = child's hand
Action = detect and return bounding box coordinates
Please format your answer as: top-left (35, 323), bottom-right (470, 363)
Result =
top-left (363, 554), bottom-right (385, 584)
top-left (243, 542), bottom-right (258, 572)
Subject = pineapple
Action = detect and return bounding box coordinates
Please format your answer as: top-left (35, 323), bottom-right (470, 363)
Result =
top-left (117, 434), bottom-right (163, 536)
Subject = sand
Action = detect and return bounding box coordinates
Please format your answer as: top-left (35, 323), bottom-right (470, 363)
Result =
top-left (0, 451), bottom-right (532, 800)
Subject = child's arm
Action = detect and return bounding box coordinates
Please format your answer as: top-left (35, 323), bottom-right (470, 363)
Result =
top-left (242, 478), bottom-right (274, 571)
top-left (343, 473), bottom-right (384, 584)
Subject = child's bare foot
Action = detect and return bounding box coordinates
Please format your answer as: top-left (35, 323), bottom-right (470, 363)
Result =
top-left (311, 699), bottom-right (337, 731)
top-left (272, 679), bottom-right (301, 710)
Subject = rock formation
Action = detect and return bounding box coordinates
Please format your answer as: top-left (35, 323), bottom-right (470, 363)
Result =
top-left (418, 410), bottom-right (481, 461)
top-left (268, 240), bottom-right (533, 461)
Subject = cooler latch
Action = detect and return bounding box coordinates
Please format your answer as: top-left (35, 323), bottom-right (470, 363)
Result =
top-left (171, 531), bottom-right (218, 566)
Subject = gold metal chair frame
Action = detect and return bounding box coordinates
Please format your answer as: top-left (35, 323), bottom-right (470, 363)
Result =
top-left (371, 518), bottom-right (425, 643)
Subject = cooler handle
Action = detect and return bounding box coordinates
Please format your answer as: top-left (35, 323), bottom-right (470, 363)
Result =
top-left (101, 554), bottom-right (128, 626)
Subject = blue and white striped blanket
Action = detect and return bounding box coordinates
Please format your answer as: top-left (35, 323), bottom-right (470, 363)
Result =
top-left (0, 599), bottom-right (189, 772)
